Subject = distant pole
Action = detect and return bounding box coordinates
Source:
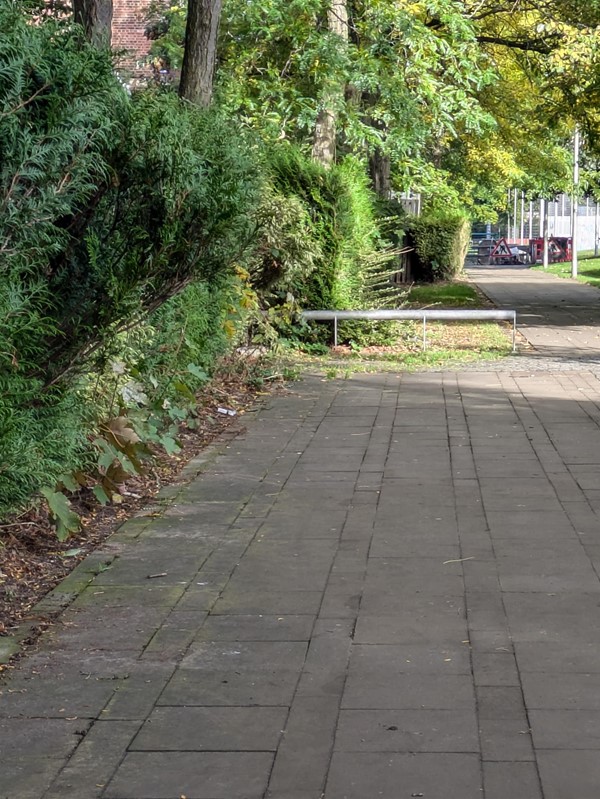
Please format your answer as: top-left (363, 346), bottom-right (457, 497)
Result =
top-left (507, 189), bottom-right (512, 239)
top-left (528, 201), bottom-right (533, 240)
top-left (513, 190), bottom-right (518, 242)
top-left (572, 127), bottom-right (580, 278)
top-left (595, 200), bottom-right (599, 257)
top-left (520, 192), bottom-right (525, 242)
top-left (542, 198), bottom-right (549, 268)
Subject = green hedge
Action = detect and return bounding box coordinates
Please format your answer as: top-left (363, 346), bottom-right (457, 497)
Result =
top-left (406, 213), bottom-right (471, 282)
top-left (0, 5), bottom-right (260, 517)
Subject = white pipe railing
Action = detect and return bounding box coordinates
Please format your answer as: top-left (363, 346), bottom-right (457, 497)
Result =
top-left (301, 309), bottom-right (517, 352)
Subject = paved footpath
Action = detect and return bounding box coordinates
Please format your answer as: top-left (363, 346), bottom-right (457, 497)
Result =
top-left (4, 267), bottom-right (600, 798)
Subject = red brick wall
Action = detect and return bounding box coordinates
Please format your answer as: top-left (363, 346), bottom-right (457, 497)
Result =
top-left (112, 0), bottom-right (151, 66)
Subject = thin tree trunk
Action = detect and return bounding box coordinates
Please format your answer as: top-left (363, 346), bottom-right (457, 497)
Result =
top-left (72, 0), bottom-right (112, 47)
top-left (369, 149), bottom-right (391, 199)
top-left (179, 0), bottom-right (223, 107)
top-left (312, 0), bottom-right (348, 166)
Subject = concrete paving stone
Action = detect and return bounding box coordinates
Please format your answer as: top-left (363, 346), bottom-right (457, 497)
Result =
top-left (521, 672), bottom-right (600, 709)
top-left (371, 540), bottom-right (461, 559)
top-left (467, 628), bottom-right (514, 653)
top-left (500, 571), bottom-right (600, 593)
top-left (267, 697), bottom-right (339, 793)
top-left (211, 590), bottom-right (323, 616)
top-left (353, 606), bottom-right (467, 646)
top-left (179, 480), bottom-right (259, 504)
top-left (474, 461), bottom-right (546, 478)
top-left (226, 567), bottom-right (331, 593)
top-left (42, 720), bottom-right (141, 799)
top-left (325, 752), bottom-right (482, 799)
top-left (72, 583), bottom-right (186, 609)
top-left (0, 662), bottom-right (117, 719)
top-left (159, 640), bottom-right (306, 706)
top-left (332, 539), bottom-right (370, 570)
top-left (465, 591), bottom-right (507, 630)
top-left (100, 662), bottom-right (176, 720)
top-left (334, 708), bottom-right (479, 752)
top-left (482, 494), bottom-right (565, 513)
top-left (138, 519), bottom-right (231, 540)
top-left (256, 519), bottom-right (344, 540)
top-left (359, 579), bottom-right (465, 613)
top-left (476, 686), bottom-right (528, 721)
top-left (471, 651), bottom-right (520, 686)
top-left (478, 477), bottom-right (557, 496)
top-left (537, 750), bottom-right (600, 799)
top-left (0, 717), bottom-right (90, 760)
top-left (355, 472), bottom-right (383, 491)
top-left (160, 500), bottom-right (244, 526)
top-left (0, 758), bottom-right (62, 799)
top-left (196, 614), bottom-right (314, 642)
top-left (346, 643), bottom-right (471, 676)
top-left (349, 489), bottom-right (380, 505)
top-left (478, 717), bottom-right (535, 761)
top-left (131, 706), bottom-right (288, 751)
top-left (318, 572), bottom-right (364, 619)
top-left (370, 527), bottom-right (460, 554)
top-left (515, 639), bottom-right (600, 673)
top-left (376, 495), bottom-right (457, 513)
top-left (238, 498), bottom-right (279, 518)
top-left (482, 761), bottom-right (542, 799)
top-left (504, 592), bottom-right (600, 641)
top-left (44, 605), bottom-right (171, 654)
top-left (459, 554), bottom-right (499, 585)
top-left (178, 639), bottom-right (307, 672)
top-left (266, 791), bottom-right (325, 799)
top-left (294, 619), bottom-right (353, 699)
top-left (286, 471), bottom-right (359, 484)
top-left (141, 611), bottom-right (207, 660)
top-left (174, 585), bottom-right (223, 612)
top-left (529, 709), bottom-right (600, 749)
top-left (306, 433), bottom-right (371, 447)
top-left (456, 535), bottom-right (494, 559)
top-left (342, 670), bottom-right (475, 711)
top-left (241, 538), bottom-right (339, 560)
top-left (90, 554), bottom-right (209, 586)
top-left (104, 751), bottom-right (274, 799)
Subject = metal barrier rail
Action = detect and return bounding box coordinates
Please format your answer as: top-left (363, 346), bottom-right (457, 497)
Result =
top-left (301, 309), bottom-right (517, 352)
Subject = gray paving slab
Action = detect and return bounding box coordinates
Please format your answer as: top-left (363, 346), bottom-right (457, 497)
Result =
top-left (6, 271), bottom-right (600, 797)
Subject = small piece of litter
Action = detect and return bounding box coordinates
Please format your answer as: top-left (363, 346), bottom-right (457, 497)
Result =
top-left (147, 572), bottom-right (168, 579)
top-left (443, 557), bottom-right (475, 565)
top-left (217, 407), bottom-right (237, 416)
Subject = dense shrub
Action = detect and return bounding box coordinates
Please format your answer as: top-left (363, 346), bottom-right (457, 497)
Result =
top-left (0, 5), bottom-right (260, 515)
top-left (406, 213), bottom-right (472, 282)
top-left (263, 146), bottom-right (394, 317)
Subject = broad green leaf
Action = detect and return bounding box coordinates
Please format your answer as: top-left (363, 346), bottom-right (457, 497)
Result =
top-left (187, 363), bottom-right (209, 381)
top-left (41, 488), bottom-right (81, 540)
top-left (92, 484), bottom-right (111, 505)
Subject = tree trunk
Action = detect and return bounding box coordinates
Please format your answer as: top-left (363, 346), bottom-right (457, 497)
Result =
top-left (72, 0), bottom-right (112, 47)
top-left (179, 0), bottom-right (223, 107)
top-left (369, 149), bottom-right (391, 199)
top-left (312, 0), bottom-right (348, 166)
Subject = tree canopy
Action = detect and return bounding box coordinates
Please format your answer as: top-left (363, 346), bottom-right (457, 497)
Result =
top-left (143, 0), bottom-right (600, 217)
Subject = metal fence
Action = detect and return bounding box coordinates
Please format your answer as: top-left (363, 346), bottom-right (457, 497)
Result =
top-left (301, 309), bottom-right (517, 352)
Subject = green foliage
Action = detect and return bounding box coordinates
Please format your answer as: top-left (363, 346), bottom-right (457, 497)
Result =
top-left (407, 283), bottom-right (479, 307)
top-left (407, 214), bottom-right (472, 282)
top-left (40, 488), bottom-right (81, 542)
top-left (0, 4), bottom-right (260, 520)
